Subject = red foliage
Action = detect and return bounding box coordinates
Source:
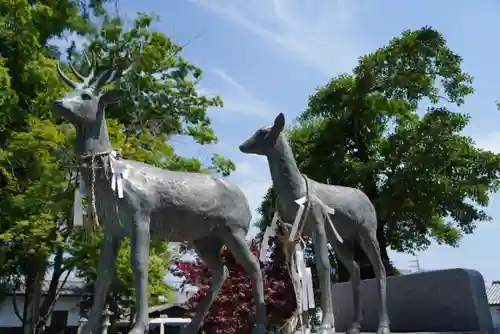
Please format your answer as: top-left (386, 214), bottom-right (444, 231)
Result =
top-left (172, 238), bottom-right (296, 334)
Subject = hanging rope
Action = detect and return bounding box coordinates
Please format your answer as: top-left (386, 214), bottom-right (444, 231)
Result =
top-left (266, 174), bottom-right (313, 333)
top-left (74, 152), bottom-right (110, 243)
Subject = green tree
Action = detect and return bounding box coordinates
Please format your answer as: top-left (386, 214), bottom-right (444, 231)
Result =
top-left (257, 26), bottom-right (500, 281)
top-left (0, 1), bottom-right (111, 332)
top-left (67, 230), bottom-right (172, 328)
top-left (0, 117), bottom-right (77, 333)
top-left (0, 4), bottom-right (231, 334)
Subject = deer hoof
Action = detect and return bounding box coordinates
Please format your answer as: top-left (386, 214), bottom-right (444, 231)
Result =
top-left (318, 324), bottom-right (335, 334)
top-left (377, 326), bottom-right (390, 334)
top-left (347, 322), bottom-right (361, 334)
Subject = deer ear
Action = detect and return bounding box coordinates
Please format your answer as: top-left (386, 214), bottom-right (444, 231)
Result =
top-left (100, 90), bottom-right (120, 106)
top-left (273, 113), bottom-right (285, 133)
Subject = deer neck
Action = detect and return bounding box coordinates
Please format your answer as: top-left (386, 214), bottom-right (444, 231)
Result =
top-left (74, 118), bottom-right (113, 158)
top-left (74, 119), bottom-right (114, 191)
top-left (266, 133), bottom-right (306, 203)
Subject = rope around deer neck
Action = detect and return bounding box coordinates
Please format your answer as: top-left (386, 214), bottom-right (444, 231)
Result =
top-left (272, 174), bottom-right (311, 256)
top-left (89, 153), bottom-right (99, 228)
top-left (77, 150), bottom-right (114, 240)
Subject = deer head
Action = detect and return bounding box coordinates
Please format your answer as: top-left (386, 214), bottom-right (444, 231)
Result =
top-left (239, 113), bottom-right (285, 155)
top-left (53, 40), bottom-right (146, 125)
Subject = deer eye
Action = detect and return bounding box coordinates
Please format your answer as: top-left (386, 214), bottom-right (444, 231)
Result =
top-left (81, 93), bottom-right (92, 101)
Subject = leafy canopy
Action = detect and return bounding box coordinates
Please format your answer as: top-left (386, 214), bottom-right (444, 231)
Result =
top-left (257, 26), bottom-right (500, 258)
top-left (0, 1), bottom-right (234, 326)
top-left (0, 0), bottom-right (113, 330)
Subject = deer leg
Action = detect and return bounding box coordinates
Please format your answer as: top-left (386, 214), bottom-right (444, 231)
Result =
top-left (221, 227), bottom-right (266, 334)
top-left (331, 240), bottom-right (361, 334)
top-left (359, 230), bottom-right (390, 334)
top-left (311, 207), bottom-right (335, 334)
top-left (180, 237), bottom-right (228, 334)
top-left (128, 219), bottom-right (151, 334)
top-left (81, 235), bottom-right (122, 334)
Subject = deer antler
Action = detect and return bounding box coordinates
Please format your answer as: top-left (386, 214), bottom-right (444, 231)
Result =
top-left (82, 52), bottom-right (97, 87)
top-left (68, 52), bottom-right (90, 81)
top-left (57, 52), bottom-right (97, 89)
top-left (92, 36), bottom-right (152, 90)
top-left (68, 63), bottom-right (85, 81)
top-left (56, 62), bottom-right (78, 88)
top-left (57, 37), bottom-right (151, 92)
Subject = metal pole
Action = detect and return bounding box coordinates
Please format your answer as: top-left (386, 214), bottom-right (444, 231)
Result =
top-left (101, 305), bottom-right (113, 334)
top-left (77, 317), bottom-right (87, 334)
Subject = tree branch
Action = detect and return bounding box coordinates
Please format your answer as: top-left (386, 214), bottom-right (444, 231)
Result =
top-left (12, 284), bottom-right (25, 324)
top-left (47, 268), bottom-right (72, 317)
top-left (38, 247), bottom-right (65, 324)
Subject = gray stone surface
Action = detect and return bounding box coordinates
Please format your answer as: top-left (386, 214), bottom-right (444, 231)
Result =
top-left (331, 268), bottom-right (493, 333)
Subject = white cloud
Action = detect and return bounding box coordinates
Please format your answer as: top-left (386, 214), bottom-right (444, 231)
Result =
top-left (201, 68), bottom-right (275, 118)
top-left (189, 0), bottom-right (363, 76)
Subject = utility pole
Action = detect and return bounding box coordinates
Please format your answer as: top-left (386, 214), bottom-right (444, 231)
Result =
top-left (408, 256), bottom-right (421, 273)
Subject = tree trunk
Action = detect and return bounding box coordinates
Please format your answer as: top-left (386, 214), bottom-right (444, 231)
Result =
top-left (22, 258), bottom-right (45, 334)
top-left (37, 247), bottom-right (67, 333)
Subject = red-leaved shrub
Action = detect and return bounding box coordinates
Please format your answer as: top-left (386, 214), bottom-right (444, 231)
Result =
top-left (172, 238), bottom-right (296, 334)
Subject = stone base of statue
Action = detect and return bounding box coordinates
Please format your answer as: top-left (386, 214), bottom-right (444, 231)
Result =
top-left (331, 268), bottom-right (493, 334)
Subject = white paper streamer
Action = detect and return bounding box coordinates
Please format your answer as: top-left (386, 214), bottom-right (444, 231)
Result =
top-left (260, 192), bottom-right (338, 316)
top-left (111, 174), bottom-right (116, 192)
top-left (293, 245), bottom-right (316, 312)
top-left (301, 277), bottom-right (308, 311)
top-left (289, 196), bottom-right (307, 242)
top-left (73, 178), bottom-right (84, 227)
top-left (109, 151), bottom-right (125, 199)
top-left (295, 250), bottom-right (305, 279)
top-left (305, 267), bottom-right (315, 309)
top-left (323, 204), bottom-right (343, 243)
top-left (291, 244), bottom-right (304, 315)
top-left (259, 212), bottom-right (278, 262)
top-left (116, 174), bottom-right (124, 198)
top-left (294, 246), bottom-right (314, 312)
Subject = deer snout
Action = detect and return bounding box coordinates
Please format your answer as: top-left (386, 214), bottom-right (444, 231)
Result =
top-left (239, 142), bottom-right (253, 153)
top-left (53, 100), bottom-right (65, 115)
top-left (52, 100), bottom-right (71, 119)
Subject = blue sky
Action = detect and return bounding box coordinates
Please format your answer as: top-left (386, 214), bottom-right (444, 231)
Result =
top-left (55, 0), bottom-right (500, 285)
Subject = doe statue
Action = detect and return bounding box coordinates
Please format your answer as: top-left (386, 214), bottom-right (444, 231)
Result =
top-left (239, 113), bottom-right (390, 334)
top-left (53, 47), bottom-right (267, 334)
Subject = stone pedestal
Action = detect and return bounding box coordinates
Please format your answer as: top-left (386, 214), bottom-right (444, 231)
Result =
top-left (331, 268), bottom-right (493, 333)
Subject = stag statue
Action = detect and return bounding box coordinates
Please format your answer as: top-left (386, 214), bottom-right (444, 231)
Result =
top-left (239, 113), bottom-right (390, 334)
top-left (53, 44), bottom-right (267, 334)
